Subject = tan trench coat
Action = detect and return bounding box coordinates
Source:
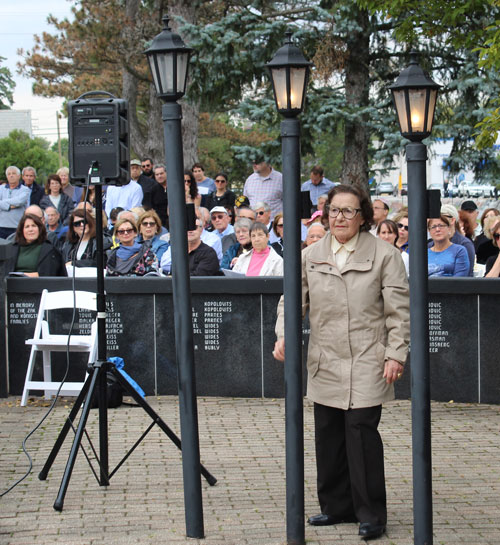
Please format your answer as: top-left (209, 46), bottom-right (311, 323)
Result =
top-left (275, 231), bottom-right (410, 410)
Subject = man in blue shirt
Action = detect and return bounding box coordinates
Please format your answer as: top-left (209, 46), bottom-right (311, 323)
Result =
top-left (301, 166), bottom-right (336, 209)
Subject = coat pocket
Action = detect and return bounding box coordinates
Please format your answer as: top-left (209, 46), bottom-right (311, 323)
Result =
top-left (307, 343), bottom-right (321, 378)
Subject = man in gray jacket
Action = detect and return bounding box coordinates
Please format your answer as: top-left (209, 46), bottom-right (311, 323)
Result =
top-left (0, 166), bottom-right (30, 239)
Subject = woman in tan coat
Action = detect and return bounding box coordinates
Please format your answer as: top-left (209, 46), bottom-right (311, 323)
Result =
top-left (274, 184), bottom-right (409, 540)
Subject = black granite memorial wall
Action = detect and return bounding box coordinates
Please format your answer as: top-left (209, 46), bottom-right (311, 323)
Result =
top-left (3, 276), bottom-right (500, 404)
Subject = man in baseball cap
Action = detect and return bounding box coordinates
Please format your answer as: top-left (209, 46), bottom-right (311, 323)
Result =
top-left (210, 205), bottom-right (234, 239)
top-left (460, 200), bottom-right (481, 239)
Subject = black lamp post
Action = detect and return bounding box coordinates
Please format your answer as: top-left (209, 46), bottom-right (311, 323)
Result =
top-left (389, 52), bottom-right (440, 545)
top-left (267, 32), bottom-right (312, 545)
top-left (145, 16), bottom-right (205, 539)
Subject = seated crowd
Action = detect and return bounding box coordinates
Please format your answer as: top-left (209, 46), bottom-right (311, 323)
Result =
top-left (2, 162), bottom-right (499, 278)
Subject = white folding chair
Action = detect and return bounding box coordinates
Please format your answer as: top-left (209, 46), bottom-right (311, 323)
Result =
top-left (21, 289), bottom-right (98, 406)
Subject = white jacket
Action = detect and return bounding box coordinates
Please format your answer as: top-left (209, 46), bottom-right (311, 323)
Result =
top-left (233, 247), bottom-right (283, 276)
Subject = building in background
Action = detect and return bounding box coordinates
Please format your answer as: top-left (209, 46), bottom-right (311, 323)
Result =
top-left (0, 110), bottom-right (33, 139)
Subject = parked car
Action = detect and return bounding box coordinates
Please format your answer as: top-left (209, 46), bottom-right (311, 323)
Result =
top-left (466, 181), bottom-right (485, 199)
top-left (401, 182), bottom-right (408, 196)
top-left (376, 181), bottom-right (397, 196)
top-left (478, 183), bottom-right (495, 198)
top-left (457, 181), bottom-right (472, 198)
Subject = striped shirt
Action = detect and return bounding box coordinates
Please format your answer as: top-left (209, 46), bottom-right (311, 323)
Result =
top-left (243, 168), bottom-right (283, 219)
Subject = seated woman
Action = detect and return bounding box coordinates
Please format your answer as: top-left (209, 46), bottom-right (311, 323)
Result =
top-left (233, 222), bottom-right (283, 276)
top-left (270, 213), bottom-right (284, 257)
top-left (136, 210), bottom-right (169, 262)
top-left (427, 216), bottom-right (469, 277)
top-left (393, 210), bottom-right (409, 253)
top-left (484, 216), bottom-right (500, 277)
top-left (377, 219), bottom-right (409, 274)
top-left (475, 208), bottom-right (500, 264)
top-left (39, 174), bottom-right (74, 224)
top-left (220, 218), bottom-right (253, 270)
top-left (7, 213), bottom-right (66, 277)
top-left (61, 209), bottom-right (112, 269)
top-left (106, 218), bottom-right (159, 276)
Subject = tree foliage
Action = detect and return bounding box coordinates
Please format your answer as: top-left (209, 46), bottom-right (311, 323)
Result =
top-left (0, 56), bottom-right (15, 109)
top-left (16, 0), bottom-right (500, 190)
top-left (359, 0), bottom-right (500, 153)
top-left (0, 130), bottom-right (61, 182)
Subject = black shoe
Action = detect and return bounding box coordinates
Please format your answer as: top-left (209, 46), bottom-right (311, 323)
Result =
top-left (358, 522), bottom-right (386, 540)
top-left (308, 513), bottom-right (357, 526)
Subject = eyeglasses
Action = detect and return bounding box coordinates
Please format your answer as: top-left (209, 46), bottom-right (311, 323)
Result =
top-left (397, 222), bottom-right (409, 231)
top-left (73, 220), bottom-right (85, 228)
top-left (116, 228), bottom-right (135, 235)
top-left (215, 179), bottom-right (226, 183)
top-left (327, 207), bottom-right (361, 220)
top-left (212, 214), bottom-right (226, 220)
top-left (429, 224), bottom-right (448, 231)
top-left (142, 221), bottom-right (156, 227)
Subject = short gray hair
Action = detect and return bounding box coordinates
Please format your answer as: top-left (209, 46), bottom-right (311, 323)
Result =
top-left (22, 166), bottom-right (36, 177)
top-left (234, 218), bottom-right (253, 231)
top-left (252, 201), bottom-right (271, 212)
top-left (5, 165), bottom-right (20, 176)
top-left (153, 163), bottom-right (166, 173)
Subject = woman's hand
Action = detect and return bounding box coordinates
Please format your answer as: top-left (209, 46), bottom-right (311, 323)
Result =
top-left (230, 257), bottom-right (238, 268)
top-left (383, 358), bottom-right (403, 384)
top-left (24, 272), bottom-right (39, 278)
top-left (273, 337), bottom-right (285, 361)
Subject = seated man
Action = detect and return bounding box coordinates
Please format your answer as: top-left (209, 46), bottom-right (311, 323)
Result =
top-left (160, 218), bottom-right (219, 276)
top-left (210, 206), bottom-right (234, 239)
top-left (45, 206), bottom-right (68, 245)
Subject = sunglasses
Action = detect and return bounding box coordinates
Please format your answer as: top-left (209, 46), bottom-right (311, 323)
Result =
top-left (116, 228), bottom-right (135, 235)
top-left (212, 214), bottom-right (226, 220)
top-left (397, 223), bottom-right (409, 231)
top-left (277, 223), bottom-right (284, 228)
top-left (73, 220), bottom-right (85, 228)
top-left (142, 221), bottom-right (156, 227)
top-left (257, 211), bottom-right (266, 216)
top-left (215, 179), bottom-right (226, 183)
top-left (493, 233), bottom-right (500, 241)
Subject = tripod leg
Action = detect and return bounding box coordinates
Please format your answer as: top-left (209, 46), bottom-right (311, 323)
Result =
top-left (111, 368), bottom-right (217, 486)
top-left (39, 371), bottom-right (93, 481)
top-left (53, 364), bottom-right (108, 511)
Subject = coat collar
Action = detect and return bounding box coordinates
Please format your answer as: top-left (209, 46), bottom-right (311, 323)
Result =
top-left (308, 231), bottom-right (375, 273)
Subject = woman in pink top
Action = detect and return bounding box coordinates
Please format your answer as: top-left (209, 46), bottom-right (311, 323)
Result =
top-left (233, 222), bottom-right (283, 276)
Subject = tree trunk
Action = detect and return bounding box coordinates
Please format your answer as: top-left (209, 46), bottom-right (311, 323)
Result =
top-left (341, 7), bottom-right (370, 192)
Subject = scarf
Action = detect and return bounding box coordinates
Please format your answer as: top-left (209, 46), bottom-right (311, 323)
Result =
top-left (117, 241), bottom-right (142, 260)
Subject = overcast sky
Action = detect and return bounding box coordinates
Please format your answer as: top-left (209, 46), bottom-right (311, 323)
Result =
top-left (1, 1), bottom-right (74, 143)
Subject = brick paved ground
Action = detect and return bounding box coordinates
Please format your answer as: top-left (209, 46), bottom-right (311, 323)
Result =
top-left (1, 396), bottom-right (499, 545)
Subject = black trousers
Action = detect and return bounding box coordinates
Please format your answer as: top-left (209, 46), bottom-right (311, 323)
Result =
top-left (314, 403), bottom-right (387, 526)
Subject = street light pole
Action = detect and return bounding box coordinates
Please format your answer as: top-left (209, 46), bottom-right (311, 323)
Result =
top-left (389, 52), bottom-right (440, 545)
top-left (145, 17), bottom-right (204, 539)
top-left (406, 140), bottom-right (433, 545)
top-left (267, 33), bottom-right (312, 545)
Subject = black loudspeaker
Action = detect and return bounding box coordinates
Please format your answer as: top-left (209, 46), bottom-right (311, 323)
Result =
top-left (427, 189), bottom-right (442, 218)
top-left (68, 91), bottom-right (130, 186)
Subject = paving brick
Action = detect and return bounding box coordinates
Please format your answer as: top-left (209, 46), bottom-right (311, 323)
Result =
top-left (1, 397), bottom-right (499, 544)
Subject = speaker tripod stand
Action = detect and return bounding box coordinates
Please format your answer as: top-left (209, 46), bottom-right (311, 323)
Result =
top-left (39, 167), bottom-right (216, 511)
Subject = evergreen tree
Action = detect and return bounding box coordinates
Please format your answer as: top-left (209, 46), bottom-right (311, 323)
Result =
top-left (0, 56), bottom-right (15, 110)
